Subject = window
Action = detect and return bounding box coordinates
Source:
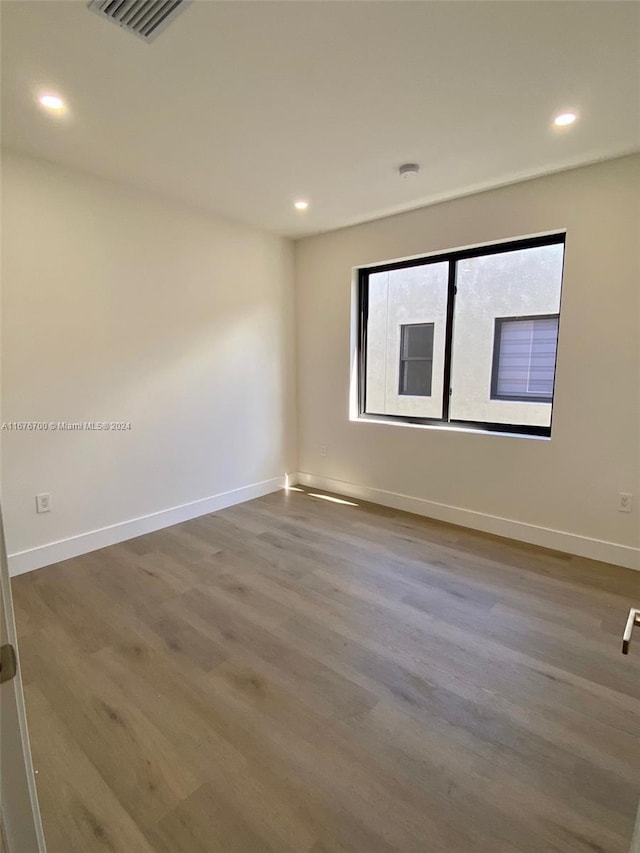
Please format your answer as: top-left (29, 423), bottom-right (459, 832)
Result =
top-left (399, 324), bottom-right (434, 396)
top-left (358, 233), bottom-right (565, 436)
top-left (491, 315), bottom-right (559, 403)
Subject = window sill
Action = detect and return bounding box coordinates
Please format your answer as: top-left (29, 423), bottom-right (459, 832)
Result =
top-left (351, 415), bottom-right (551, 441)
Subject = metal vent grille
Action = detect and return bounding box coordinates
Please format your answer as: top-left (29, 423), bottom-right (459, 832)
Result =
top-left (87, 0), bottom-right (192, 42)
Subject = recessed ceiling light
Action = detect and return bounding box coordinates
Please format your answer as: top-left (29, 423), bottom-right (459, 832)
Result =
top-left (294, 200), bottom-right (309, 211)
top-left (554, 112), bottom-right (577, 127)
top-left (38, 94), bottom-right (66, 112)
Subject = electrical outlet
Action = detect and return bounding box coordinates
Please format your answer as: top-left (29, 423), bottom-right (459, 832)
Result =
top-left (320, 445), bottom-right (328, 458)
top-left (619, 493), bottom-right (633, 513)
top-left (35, 493), bottom-right (51, 514)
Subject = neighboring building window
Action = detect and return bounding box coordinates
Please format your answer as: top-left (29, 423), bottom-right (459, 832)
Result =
top-left (399, 323), bottom-right (434, 396)
top-left (358, 233), bottom-right (565, 436)
top-left (491, 315), bottom-right (559, 402)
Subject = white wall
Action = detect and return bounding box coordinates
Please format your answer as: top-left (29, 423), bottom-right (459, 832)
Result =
top-left (3, 152), bottom-right (638, 574)
top-left (1, 150), bottom-right (296, 573)
top-left (295, 155), bottom-right (640, 569)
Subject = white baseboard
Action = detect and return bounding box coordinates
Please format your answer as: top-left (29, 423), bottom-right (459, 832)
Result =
top-left (294, 472), bottom-right (640, 571)
top-left (11, 472), bottom-right (638, 575)
top-left (8, 476), bottom-right (286, 577)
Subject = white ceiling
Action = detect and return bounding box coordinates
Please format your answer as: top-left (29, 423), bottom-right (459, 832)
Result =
top-left (2, 1), bottom-right (639, 237)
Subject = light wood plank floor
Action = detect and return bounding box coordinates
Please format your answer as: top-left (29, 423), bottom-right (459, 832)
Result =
top-left (12, 487), bottom-right (640, 853)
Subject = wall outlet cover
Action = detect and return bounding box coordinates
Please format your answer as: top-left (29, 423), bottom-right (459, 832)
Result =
top-left (35, 493), bottom-right (51, 513)
top-left (619, 493), bottom-right (633, 513)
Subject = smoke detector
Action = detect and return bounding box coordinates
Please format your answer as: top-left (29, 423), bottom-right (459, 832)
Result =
top-left (87, 0), bottom-right (192, 43)
top-left (399, 163), bottom-right (420, 179)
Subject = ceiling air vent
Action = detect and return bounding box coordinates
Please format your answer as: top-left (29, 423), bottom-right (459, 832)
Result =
top-left (87, 0), bottom-right (192, 43)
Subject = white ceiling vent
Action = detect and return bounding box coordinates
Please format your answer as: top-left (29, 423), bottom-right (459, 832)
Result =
top-left (87, 0), bottom-right (192, 43)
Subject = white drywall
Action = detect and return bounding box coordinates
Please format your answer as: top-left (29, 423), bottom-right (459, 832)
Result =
top-left (1, 151), bottom-right (296, 572)
top-left (294, 155), bottom-right (640, 569)
top-left (3, 151), bottom-right (638, 572)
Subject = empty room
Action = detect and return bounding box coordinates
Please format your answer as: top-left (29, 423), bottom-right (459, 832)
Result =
top-left (1, 1), bottom-right (639, 852)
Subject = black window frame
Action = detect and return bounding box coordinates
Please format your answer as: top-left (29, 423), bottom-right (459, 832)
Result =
top-left (357, 231), bottom-right (565, 438)
top-left (398, 323), bottom-right (434, 397)
top-left (490, 314), bottom-right (560, 404)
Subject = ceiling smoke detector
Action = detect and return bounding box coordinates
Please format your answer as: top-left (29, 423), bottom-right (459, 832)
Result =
top-left (399, 163), bottom-right (420, 179)
top-left (87, 0), bottom-right (192, 43)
